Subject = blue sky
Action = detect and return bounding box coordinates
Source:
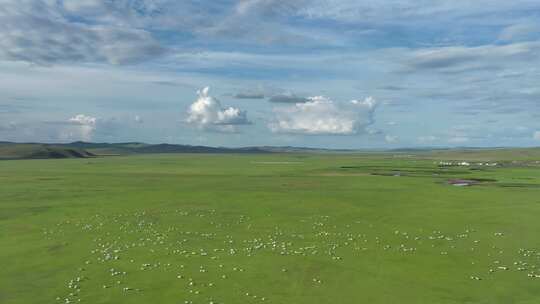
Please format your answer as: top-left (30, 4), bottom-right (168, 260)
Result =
top-left (1, 0), bottom-right (540, 148)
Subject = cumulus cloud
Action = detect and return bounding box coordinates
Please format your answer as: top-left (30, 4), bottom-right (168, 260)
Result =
top-left (65, 114), bottom-right (97, 141)
top-left (21, 114), bottom-right (101, 142)
top-left (269, 95), bottom-right (377, 135)
top-left (534, 131), bottom-right (540, 140)
top-left (0, 113), bottom-right (142, 143)
top-left (69, 114), bottom-right (97, 126)
top-left (0, 0), bottom-right (165, 65)
top-left (187, 87), bottom-right (250, 131)
top-left (19, 114), bottom-right (144, 143)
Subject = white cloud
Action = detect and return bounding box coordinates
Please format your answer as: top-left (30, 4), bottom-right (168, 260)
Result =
top-left (61, 0), bottom-right (105, 14)
top-left (269, 95), bottom-right (377, 135)
top-left (69, 114), bottom-right (97, 126)
top-left (187, 87), bottom-right (250, 131)
top-left (49, 115), bottom-right (130, 142)
top-left (0, 0), bottom-right (165, 65)
top-left (299, 0), bottom-right (540, 24)
top-left (499, 22), bottom-right (540, 42)
top-left (385, 135), bottom-right (398, 143)
top-left (0, 117), bottom-right (103, 143)
top-left (66, 114), bottom-right (97, 141)
top-left (405, 42), bottom-right (540, 72)
top-left (534, 131), bottom-right (540, 140)
top-left (197, 0), bottom-right (322, 46)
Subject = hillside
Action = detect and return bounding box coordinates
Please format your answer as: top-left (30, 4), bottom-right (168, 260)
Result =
top-left (61, 142), bottom-right (270, 155)
top-left (0, 143), bottom-right (95, 160)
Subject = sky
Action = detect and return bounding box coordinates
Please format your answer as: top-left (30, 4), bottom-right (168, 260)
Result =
top-left (1, 0), bottom-right (540, 149)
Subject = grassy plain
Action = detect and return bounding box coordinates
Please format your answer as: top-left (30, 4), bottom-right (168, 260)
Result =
top-left (1, 151), bottom-right (540, 304)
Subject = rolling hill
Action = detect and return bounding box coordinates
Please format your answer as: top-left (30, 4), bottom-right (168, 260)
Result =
top-left (0, 143), bottom-right (95, 160)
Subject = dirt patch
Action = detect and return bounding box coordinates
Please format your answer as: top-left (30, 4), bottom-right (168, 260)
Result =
top-left (447, 178), bottom-right (498, 186)
top-left (448, 179), bottom-right (477, 186)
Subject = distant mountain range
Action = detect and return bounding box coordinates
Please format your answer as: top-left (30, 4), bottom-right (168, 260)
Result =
top-left (1, 141), bottom-right (539, 160)
top-left (0, 141), bottom-right (356, 159)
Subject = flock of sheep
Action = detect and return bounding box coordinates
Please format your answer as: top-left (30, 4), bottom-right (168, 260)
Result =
top-left (43, 209), bottom-right (540, 304)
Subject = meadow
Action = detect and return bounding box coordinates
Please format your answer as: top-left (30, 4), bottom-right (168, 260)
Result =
top-left (2, 151), bottom-right (540, 304)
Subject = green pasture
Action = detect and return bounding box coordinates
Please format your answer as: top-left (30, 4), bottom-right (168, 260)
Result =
top-left (1, 152), bottom-right (540, 304)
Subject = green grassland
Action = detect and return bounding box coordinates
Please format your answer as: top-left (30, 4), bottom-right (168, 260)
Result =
top-left (2, 152), bottom-right (540, 304)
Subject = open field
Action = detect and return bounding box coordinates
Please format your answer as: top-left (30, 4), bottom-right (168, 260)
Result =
top-left (2, 152), bottom-right (540, 304)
